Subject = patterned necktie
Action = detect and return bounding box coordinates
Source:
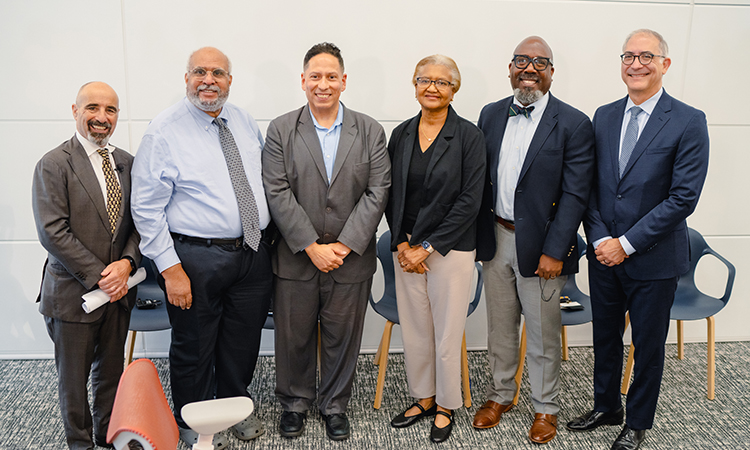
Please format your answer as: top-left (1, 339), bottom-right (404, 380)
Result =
top-left (214, 118), bottom-right (261, 251)
top-left (619, 106), bottom-right (643, 177)
top-left (509, 104), bottom-right (535, 119)
top-left (97, 148), bottom-right (122, 233)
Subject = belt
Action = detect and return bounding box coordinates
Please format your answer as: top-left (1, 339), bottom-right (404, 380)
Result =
top-left (495, 216), bottom-right (515, 231)
top-left (171, 233), bottom-right (244, 248)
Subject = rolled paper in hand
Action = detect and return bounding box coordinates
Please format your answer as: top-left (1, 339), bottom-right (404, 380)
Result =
top-left (82, 267), bottom-right (147, 314)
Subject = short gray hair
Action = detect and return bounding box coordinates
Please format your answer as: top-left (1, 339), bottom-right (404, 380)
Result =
top-left (412, 55), bottom-right (462, 93)
top-left (623, 29), bottom-right (669, 57)
top-left (186, 47), bottom-right (232, 74)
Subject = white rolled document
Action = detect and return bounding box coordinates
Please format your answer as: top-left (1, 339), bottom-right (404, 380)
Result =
top-left (82, 267), bottom-right (147, 314)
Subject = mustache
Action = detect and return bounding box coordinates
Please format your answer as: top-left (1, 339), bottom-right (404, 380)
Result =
top-left (197, 84), bottom-right (221, 93)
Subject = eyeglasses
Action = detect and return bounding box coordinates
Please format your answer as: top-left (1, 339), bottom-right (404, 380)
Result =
top-left (512, 55), bottom-right (552, 71)
top-left (189, 67), bottom-right (230, 79)
top-left (620, 52), bottom-right (666, 65)
top-left (415, 77), bottom-right (453, 90)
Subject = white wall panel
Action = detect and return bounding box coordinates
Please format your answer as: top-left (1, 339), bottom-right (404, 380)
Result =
top-left (688, 125), bottom-right (750, 236)
top-left (0, 1), bottom-right (129, 121)
top-left (683, 5), bottom-right (750, 124)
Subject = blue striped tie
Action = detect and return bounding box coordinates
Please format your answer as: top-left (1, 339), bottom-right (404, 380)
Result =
top-left (619, 106), bottom-right (643, 177)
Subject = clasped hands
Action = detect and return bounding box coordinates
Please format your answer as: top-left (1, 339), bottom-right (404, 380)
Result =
top-left (306, 241), bottom-right (351, 273)
top-left (396, 242), bottom-right (430, 274)
top-left (595, 238), bottom-right (628, 267)
top-left (97, 259), bottom-right (132, 303)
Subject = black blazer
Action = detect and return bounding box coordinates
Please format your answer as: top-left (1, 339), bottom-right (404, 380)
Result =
top-left (385, 106), bottom-right (486, 255)
top-left (475, 94), bottom-right (594, 277)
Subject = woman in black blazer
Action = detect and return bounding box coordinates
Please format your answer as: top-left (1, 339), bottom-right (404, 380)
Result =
top-left (385, 55), bottom-right (486, 443)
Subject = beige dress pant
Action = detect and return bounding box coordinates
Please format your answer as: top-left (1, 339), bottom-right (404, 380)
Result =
top-left (393, 248), bottom-right (476, 409)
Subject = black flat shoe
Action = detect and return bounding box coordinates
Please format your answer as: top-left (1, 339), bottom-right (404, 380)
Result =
top-left (279, 411), bottom-right (306, 438)
top-left (430, 410), bottom-right (453, 443)
top-left (566, 408), bottom-right (624, 431)
top-left (324, 413), bottom-right (350, 441)
top-left (391, 402), bottom-right (438, 428)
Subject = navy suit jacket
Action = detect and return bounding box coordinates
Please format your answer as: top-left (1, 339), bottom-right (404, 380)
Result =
top-left (583, 90), bottom-right (709, 280)
top-left (476, 94), bottom-right (594, 277)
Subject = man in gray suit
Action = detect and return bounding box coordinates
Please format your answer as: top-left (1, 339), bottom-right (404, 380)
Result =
top-left (32, 81), bottom-right (140, 450)
top-left (263, 42), bottom-right (390, 441)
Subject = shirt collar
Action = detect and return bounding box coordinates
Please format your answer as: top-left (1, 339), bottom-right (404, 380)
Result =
top-left (512, 91), bottom-right (550, 120)
top-left (626, 87), bottom-right (663, 116)
top-left (75, 131), bottom-right (112, 156)
top-left (184, 96), bottom-right (230, 129)
top-left (310, 102), bottom-right (344, 131)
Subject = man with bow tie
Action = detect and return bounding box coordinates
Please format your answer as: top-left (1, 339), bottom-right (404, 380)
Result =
top-left (473, 36), bottom-right (594, 444)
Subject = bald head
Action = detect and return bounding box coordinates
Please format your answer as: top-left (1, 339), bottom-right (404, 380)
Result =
top-left (187, 47), bottom-right (232, 74)
top-left (513, 36), bottom-right (553, 63)
top-left (72, 82), bottom-right (119, 147)
top-left (509, 36), bottom-right (555, 106)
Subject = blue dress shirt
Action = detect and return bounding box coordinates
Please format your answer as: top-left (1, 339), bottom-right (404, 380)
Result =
top-left (310, 102), bottom-right (344, 184)
top-left (131, 97), bottom-right (270, 272)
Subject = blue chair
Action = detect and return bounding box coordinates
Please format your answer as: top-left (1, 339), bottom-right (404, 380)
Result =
top-left (622, 227), bottom-right (735, 399)
top-left (369, 230), bottom-right (484, 409)
top-left (513, 233), bottom-right (589, 404)
top-left (125, 257), bottom-right (171, 366)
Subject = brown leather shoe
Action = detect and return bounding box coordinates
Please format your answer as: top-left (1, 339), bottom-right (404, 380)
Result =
top-left (529, 413), bottom-right (557, 444)
top-left (472, 400), bottom-right (513, 429)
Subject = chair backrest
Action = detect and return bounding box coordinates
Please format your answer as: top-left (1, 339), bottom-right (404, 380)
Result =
top-left (107, 359), bottom-right (179, 450)
top-left (370, 230), bottom-right (484, 323)
top-left (683, 228), bottom-right (736, 305)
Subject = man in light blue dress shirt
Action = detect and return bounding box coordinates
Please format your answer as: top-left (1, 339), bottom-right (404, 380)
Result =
top-left (131, 47), bottom-right (272, 447)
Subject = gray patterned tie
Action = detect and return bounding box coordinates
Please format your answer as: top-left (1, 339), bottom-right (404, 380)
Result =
top-left (214, 118), bottom-right (261, 251)
top-left (619, 106), bottom-right (643, 177)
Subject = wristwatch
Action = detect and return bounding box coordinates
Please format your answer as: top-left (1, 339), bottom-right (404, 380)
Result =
top-left (421, 241), bottom-right (434, 254)
top-left (123, 256), bottom-right (137, 276)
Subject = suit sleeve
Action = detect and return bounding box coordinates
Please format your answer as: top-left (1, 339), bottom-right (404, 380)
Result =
top-left (262, 119), bottom-right (321, 253)
top-left (583, 109), bottom-right (611, 244)
top-left (624, 111), bottom-right (709, 251)
top-left (32, 156), bottom-right (106, 290)
top-left (542, 115), bottom-right (595, 260)
top-left (426, 126), bottom-right (486, 256)
top-left (336, 122), bottom-right (391, 256)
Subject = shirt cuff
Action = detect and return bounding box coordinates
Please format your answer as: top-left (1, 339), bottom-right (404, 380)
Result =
top-left (592, 236), bottom-right (611, 250)
top-left (619, 236), bottom-right (636, 256)
top-left (153, 250), bottom-right (181, 274)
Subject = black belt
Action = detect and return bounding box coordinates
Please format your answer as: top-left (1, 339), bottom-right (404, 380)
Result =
top-left (171, 232), bottom-right (244, 248)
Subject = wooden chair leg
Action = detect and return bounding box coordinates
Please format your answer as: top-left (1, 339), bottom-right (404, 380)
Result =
top-left (707, 316), bottom-right (715, 400)
top-left (513, 321), bottom-right (527, 406)
top-left (677, 320), bottom-right (684, 360)
top-left (461, 332), bottom-right (471, 408)
top-left (373, 321), bottom-right (394, 409)
top-left (621, 312), bottom-right (633, 395)
top-left (124, 330), bottom-right (137, 369)
top-left (561, 325), bottom-right (569, 361)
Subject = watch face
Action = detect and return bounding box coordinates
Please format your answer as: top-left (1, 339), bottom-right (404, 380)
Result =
top-left (422, 241), bottom-right (430, 250)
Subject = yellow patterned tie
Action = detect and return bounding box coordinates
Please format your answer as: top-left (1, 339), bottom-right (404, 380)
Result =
top-left (98, 148), bottom-right (122, 233)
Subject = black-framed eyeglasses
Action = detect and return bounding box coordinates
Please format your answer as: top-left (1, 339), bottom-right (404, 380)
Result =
top-left (415, 77), bottom-right (454, 90)
top-left (189, 67), bottom-right (230, 79)
top-left (620, 52), bottom-right (666, 66)
top-left (512, 55), bottom-right (552, 71)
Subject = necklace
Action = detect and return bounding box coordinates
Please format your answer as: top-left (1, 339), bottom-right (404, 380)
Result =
top-left (419, 124), bottom-right (439, 142)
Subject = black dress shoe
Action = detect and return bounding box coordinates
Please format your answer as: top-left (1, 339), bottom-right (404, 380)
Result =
top-left (94, 435), bottom-right (115, 449)
top-left (566, 408), bottom-right (624, 431)
top-left (611, 426), bottom-right (646, 450)
top-left (391, 402), bottom-right (438, 428)
top-left (324, 413), bottom-right (350, 441)
top-left (430, 410), bottom-right (453, 443)
top-left (279, 411), bottom-right (306, 438)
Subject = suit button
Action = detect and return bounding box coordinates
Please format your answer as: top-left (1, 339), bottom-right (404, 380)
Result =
top-left (324, 233), bottom-right (332, 239)
top-left (616, 195), bottom-right (622, 200)
top-left (326, 207), bottom-right (332, 213)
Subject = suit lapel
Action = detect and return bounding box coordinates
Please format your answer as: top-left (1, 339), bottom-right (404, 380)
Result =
top-left (67, 138), bottom-right (111, 234)
top-left (425, 106), bottom-right (458, 182)
top-left (330, 105), bottom-right (355, 185)
top-left (620, 93), bottom-right (671, 181)
top-left (297, 105), bottom-right (329, 184)
top-left (518, 95), bottom-right (558, 183)
top-left (608, 97), bottom-right (628, 181)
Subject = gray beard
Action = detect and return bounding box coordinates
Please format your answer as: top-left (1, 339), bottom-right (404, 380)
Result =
top-left (187, 85), bottom-right (229, 112)
top-left (87, 132), bottom-right (109, 147)
top-left (513, 87), bottom-right (543, 106)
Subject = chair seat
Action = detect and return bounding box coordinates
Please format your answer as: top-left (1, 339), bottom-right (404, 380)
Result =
top-left (561, 293), bottom-right (592, 327)
top-left (670, 292), bottom-right (726, 321)
top-left (128, 295), bottom-right (170, 332)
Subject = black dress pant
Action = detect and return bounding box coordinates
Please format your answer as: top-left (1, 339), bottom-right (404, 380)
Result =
top-left (165, 238), bottom-right (272, 427)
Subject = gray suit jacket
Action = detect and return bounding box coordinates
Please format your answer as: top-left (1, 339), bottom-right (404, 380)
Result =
top-left (32, 135), bottom-right (140, 323)
top-left (263, 104), bottom-right (390, 283)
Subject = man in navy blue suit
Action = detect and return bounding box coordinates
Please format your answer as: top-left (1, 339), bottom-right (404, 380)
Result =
top-left (567, 29), bottom-right (709, 450)
top-left (473, 36), bottom-right (594, 444)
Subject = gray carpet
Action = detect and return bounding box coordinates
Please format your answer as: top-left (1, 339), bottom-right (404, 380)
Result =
top-left (1, 342), bottom-right (749, 449)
